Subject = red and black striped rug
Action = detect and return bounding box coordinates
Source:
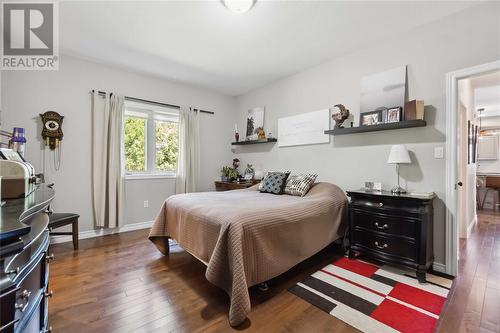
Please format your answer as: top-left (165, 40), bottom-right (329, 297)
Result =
top-left (289, 257), bottom-right (453, 333)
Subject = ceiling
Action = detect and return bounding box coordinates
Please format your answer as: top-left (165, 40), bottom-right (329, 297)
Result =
top-left (60, 1), bottom-right (479, 96)
top-left (472, 71), bottom-right (500, 118)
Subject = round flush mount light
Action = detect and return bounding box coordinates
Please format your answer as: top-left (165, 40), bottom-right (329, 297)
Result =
top-left (221, 0), bottom-right (257, 14)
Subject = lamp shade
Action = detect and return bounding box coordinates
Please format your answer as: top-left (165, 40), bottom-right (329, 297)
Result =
top-left (387, 144), bottom-right (411, 164)
top-left (222, 0), bottom-right (256, 13)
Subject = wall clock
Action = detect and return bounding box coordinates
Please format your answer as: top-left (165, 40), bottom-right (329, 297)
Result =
top-left (40, 111), bottom-right (64, 150)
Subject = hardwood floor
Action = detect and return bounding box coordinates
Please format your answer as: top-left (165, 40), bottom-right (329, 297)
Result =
top-left (48, 212), bottom-right (500, 332)
top-left (436, 210), bottom-right (500, 333)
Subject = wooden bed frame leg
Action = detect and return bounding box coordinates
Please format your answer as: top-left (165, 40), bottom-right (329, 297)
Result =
top-left (258, 283), bottom-right (269, 292)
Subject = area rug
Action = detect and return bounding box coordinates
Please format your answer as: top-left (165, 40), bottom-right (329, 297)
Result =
top-left (289, 257), bottom-right (453, 333)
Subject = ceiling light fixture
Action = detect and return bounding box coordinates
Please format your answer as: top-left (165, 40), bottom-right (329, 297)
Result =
top-left (221, 0), bottom-right (256, 14)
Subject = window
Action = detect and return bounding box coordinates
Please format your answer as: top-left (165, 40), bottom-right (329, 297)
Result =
top-left (124, 100), bottom-right (179, 177)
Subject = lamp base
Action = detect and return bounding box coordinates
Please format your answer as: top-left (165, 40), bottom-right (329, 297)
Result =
top-left (391, 186), bottom-right (407, 194)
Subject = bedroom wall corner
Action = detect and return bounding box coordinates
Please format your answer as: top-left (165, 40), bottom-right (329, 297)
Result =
top-left (2, 55), bottom-right (237, 232)
top-left (233, 2), bottom-right (500, 267)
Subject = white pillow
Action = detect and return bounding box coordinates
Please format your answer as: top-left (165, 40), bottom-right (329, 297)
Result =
top-left (284, 174), bottom-right (318, 196)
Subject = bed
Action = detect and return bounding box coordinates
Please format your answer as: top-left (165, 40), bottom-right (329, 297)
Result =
top-left (148, 182), bottom-right (348, 326)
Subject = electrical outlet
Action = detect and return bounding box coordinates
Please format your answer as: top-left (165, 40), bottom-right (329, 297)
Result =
top-left (434, 146), bottom-right (444, 159)
top-left (143, 200), bottom-right (149, 208)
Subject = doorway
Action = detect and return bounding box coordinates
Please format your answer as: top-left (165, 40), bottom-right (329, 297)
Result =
top-left (445, 60), bottom-right (500, 276)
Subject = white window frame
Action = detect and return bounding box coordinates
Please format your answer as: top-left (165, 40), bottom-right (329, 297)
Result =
top-left (124, 100), bottom-right (179, 180)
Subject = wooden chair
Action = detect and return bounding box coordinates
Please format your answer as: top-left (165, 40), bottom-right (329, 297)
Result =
top-left (48, 213), bottom-right (80, 250)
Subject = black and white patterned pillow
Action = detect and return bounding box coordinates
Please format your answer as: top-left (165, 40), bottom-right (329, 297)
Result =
top-left (284, 174), bottom-right (317, 196)
top-left (259, 171), bottom-right (290, 194)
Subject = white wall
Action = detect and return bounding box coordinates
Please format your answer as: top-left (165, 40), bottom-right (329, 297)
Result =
top-left (1, 55), bottom-right (236, 232)
top-left (457, 79), bottom-right (477, 238)
top-left (234, 2), bottom-right (500, 266)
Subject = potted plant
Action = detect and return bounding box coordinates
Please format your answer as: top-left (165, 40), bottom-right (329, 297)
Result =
top-left (221, 166), bottom-right (238, 182)
top-left (221, 166), bottom-right (230, 182)
top-left (227, 167), bottom-right (238, 182)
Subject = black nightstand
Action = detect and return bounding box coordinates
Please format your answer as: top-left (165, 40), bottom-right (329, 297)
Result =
top-left (346, 190), bottom-right (436, 283)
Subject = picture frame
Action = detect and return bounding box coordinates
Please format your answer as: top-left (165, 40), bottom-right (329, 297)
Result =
top-left (365, 181), bottom-right (382, 191)
top-left (386, 107), bottom-right (402, 123)
top-left (468, 120), bottom-right (471, 164)
top-left (473, 125), bottom-right (478, 163)
top-left (360, 110), bottom-right (382, 126)
top-left (246, 107), bottom-right (265, 141)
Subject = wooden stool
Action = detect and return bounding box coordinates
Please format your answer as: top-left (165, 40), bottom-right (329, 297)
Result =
top-left (48, 213), bottom-right (80, 250)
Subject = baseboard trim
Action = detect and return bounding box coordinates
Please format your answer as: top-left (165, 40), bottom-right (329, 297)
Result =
top-left (432, 262), bottom-right (447, 274)
top-left (50, 220), bottom-right (153, 245)
top-left (466, 215), bottom-right (478, 238)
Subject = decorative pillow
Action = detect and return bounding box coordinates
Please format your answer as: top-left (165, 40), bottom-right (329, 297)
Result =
top-left (284, 174), bottom-right (318, 197)
top-left (259, 171), bottom-right (290, 194)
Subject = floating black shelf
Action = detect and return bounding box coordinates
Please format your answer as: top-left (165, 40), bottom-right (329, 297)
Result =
top-left (231, 138), bottom-right (277, 145)
top-left (324, 120), bottom-right (427, 136)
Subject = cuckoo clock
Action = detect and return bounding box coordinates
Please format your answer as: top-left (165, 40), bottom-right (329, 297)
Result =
top-left (40, 111), bottom-right (64, 150)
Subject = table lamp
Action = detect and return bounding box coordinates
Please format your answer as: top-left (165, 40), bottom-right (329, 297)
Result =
top-left (387, 144), bottom-right (411, 194)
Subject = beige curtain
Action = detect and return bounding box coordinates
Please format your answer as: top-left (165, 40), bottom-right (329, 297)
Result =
top-left (175, 106), bottom-right (200, 194)
top-left (91, 91), bottom-right (125, 228)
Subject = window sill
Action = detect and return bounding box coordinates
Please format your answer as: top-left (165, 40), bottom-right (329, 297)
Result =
top-left (125, 174), bottom-right (176, 180)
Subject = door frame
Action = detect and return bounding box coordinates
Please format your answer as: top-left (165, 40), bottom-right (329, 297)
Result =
top-left (445, 59), bottom-right (500, 276)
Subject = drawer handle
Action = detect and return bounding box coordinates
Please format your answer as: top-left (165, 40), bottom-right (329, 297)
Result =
top-left (15, 289), bottom-right (31, 312)
top-left (378, 202), bottom-right (384, 208)
top-left (374, 222), bottom-right (389, 230)
top-left (46, 253), bottom-right (55, 263)
top-left (374, 241), bottom-right (388, 249)
top-left (44, 290), bottom-right (53, 298)
top-left (15, 299), bottom-right (30, 313)
top-left (20, 289), bottom-right (31, 300)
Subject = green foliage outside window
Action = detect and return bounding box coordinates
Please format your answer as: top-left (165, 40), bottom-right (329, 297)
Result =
top-left (155, 121), bottom-right (178, 172)
top-left (124, 117), bottom-right (146, 172)
top-left (124, 113), bottom-right (179, 173)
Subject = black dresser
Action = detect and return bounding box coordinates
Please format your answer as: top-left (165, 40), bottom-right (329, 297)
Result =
top-left (0, 187), bottom-right (54, 333)
top-left (346, 190), bottom-right (436, 283)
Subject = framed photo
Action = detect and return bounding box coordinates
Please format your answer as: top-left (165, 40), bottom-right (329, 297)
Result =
top-left (246, 107), bottom-right (265, 141)
top-left (365, 181), bottom-right (382, 191)
top-left (473, 125), bottom-right (478, 163)
top-left (360, 111), bottom-right (382, 126)
top-left (468, 120), bottom-right (471, 164)
top-left (386, 107), bottom-right (402, 123)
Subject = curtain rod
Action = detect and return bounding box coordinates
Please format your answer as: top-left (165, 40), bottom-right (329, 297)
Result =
top-left (91, 90), bottom-right (215, 115)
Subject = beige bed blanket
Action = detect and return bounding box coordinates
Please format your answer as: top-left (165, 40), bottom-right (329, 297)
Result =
top-left (149, 182), bottom-right (347, 326)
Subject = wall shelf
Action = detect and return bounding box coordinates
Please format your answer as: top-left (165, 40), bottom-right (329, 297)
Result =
top-left (324, 120), bottom-right (426, 136)
top-left (231, 138), bottom-right (277, 145)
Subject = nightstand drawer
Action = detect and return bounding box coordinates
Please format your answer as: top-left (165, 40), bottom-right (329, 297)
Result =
top-left (350, 202), bottom-right (421, 219)
top-left (351, 229), bottom-right (416, 262)
top-left (351, 210), bottom-right (416, 239)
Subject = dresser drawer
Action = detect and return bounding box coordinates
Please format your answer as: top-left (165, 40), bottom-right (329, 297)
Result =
top-left (350, 198), bottom-right (422, 219)
top-left (351, 210), bottom-right (416, 239)
top-left (15, 294), bottom-right (42, 333)
top-left (14, 251), bottom-right (45, 325)
top-left (0, 287), bottom-right (18, 331)
top-left (4, 212), bottom-right (49, 280)
top-left (351, 229), bottom-right (416, 262)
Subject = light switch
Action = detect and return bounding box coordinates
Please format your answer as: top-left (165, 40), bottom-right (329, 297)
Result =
top-left (143, 200), bottom-right (149, 208)
top-left (434, 146), bottom-right (444, 159)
